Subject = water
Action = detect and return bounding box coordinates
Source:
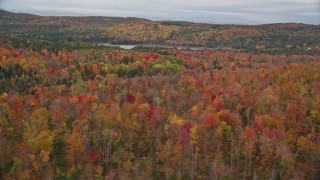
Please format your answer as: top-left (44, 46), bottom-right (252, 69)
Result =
top-left (98, 43), bottom-right (137, 50)
top-left (98, 43), bottom-right (208, 51)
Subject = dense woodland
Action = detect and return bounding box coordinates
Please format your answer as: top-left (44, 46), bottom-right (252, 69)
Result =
top-left (0, 46), bottom-right (320, 179)
top-left (0, 9), bottom-right (320, 180)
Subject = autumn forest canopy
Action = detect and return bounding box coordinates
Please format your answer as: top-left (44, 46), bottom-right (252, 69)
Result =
top-left (0, 9), bottom-right (320, 179)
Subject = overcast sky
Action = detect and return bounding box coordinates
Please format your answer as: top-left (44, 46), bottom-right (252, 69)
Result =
top-left (0, 0), bottom-right (319, 24)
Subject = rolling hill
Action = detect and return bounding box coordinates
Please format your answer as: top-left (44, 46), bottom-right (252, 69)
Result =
top-left (1, 9), bottom-right (319, 54)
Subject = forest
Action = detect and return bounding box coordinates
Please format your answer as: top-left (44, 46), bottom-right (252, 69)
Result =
top-left (0, 9), bottom-right (320, 180)
top-left (1, 10), bottom-right (320, 55)
top-left (0, 46), bottom-right (320, 179)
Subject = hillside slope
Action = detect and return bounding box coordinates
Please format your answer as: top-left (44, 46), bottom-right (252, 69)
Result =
top-left (1, 9), bottom-right (319, 53)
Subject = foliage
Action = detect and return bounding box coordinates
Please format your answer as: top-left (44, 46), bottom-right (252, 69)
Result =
top-left (0, 22), bottom-right (319, 179)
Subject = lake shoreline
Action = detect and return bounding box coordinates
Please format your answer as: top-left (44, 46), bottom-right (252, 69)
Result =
top-left (97, 43), bottom-right (212, 51)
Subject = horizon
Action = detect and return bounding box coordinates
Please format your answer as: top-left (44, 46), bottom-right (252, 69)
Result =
top-left (1, 8), bottom-right (319, 26)
top-left (0, 0), bottom-right (319, 25)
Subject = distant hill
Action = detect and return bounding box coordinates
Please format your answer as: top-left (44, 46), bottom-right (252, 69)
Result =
top-left (1, 9), bottom-right (319, 53)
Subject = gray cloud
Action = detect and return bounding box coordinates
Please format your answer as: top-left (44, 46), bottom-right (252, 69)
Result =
top-left (0, 0), bottom-right (319, 24)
